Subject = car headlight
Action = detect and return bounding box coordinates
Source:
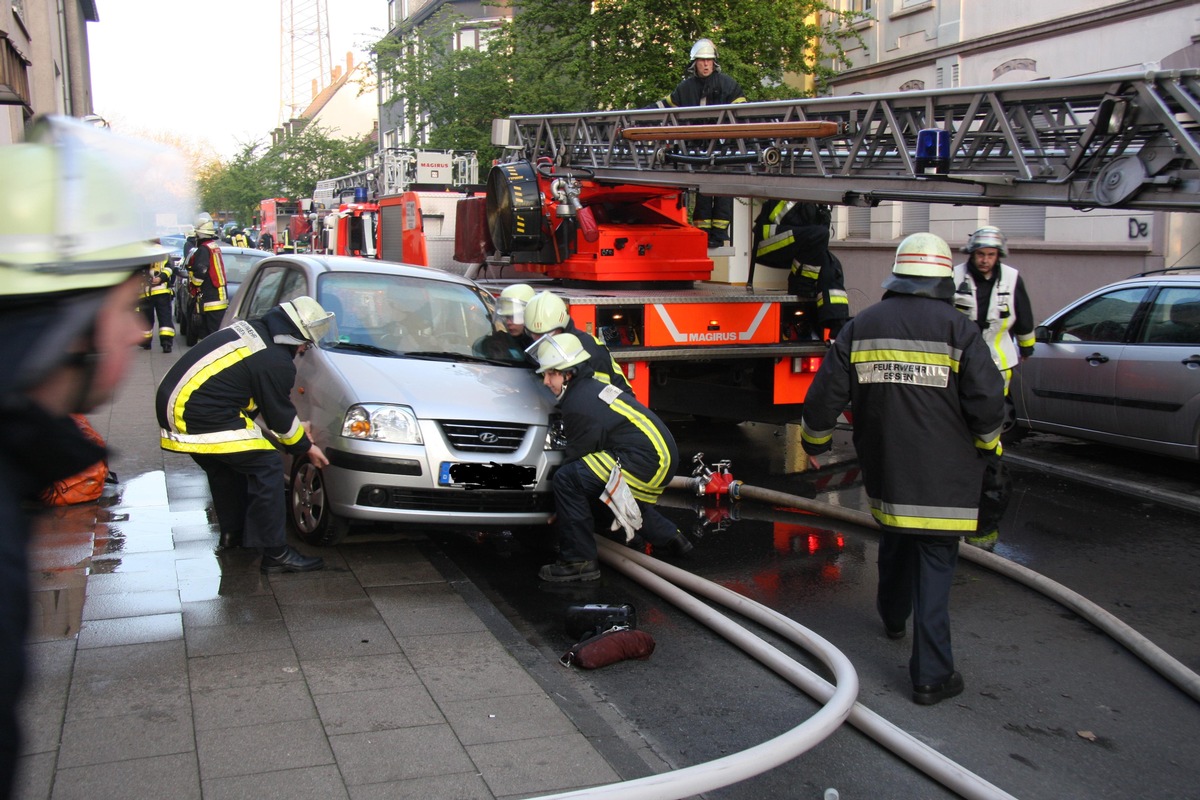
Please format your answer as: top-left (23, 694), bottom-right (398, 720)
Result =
top-left (342, 404), bottom-right (423, 444)
top-left (545, 414), bottom-right (567, 450)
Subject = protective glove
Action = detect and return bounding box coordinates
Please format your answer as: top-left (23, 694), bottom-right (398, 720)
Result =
top-left (600, 464), bottom-right (643, 543)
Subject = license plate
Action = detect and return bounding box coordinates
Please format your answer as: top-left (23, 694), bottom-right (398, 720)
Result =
top-left (439, 462), bottom-right (536, 489)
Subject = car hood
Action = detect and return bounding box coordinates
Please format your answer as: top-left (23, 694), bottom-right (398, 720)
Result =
top-left (314, 352), bottom-right (555, 424)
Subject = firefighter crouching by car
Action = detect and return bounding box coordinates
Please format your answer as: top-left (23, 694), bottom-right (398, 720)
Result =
top-left (155, 296), bottom-right (334, 572)
top-left (533, 332), bottom-right (693, 583)
top-left (0, 116), bottom-right (194, 796)
top-left (139, 256), bottom-right (175, 352)
top-left (185, 217), bottom-right (229, 340)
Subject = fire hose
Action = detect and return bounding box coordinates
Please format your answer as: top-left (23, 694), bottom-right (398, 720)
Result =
top-left (668, 474), bottom-right (1200, 705)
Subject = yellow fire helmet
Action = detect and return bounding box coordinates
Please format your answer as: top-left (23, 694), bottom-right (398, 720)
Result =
top-left (0, 115), bottom-right (195, 298)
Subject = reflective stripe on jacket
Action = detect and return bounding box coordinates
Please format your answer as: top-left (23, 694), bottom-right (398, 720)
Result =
top-left (952, 262), bottom-right (1035, 373)
top-left (156, 319), bottom-right (310, 455)
top-left (800, 294), bottom-right (1005, 534)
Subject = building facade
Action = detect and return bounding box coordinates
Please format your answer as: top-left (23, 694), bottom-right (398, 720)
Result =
top-left (1, 0), bottom-right (97, 145)
top-left (820, 0), bottom-right (1200, 320)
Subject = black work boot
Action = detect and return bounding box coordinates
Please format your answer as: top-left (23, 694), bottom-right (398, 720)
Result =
top-left (162, 340), bottom-right (173, 353)
top-left (140, 340), bottom-right (152, 350)
top-left (538, 560), bottom-right (601, 582)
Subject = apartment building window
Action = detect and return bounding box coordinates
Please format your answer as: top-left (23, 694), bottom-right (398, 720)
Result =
top-left (901, 202), bottom-right (930, 236)
top-left (0, 34), bottom-right (31, 108)
top-left (846, 205), bottom-right (872, 238)
top-left (990, 206), bottom-right (1045, 240)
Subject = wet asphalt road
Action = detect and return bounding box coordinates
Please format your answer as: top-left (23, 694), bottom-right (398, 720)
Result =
top-left (434, 423), bottom-right (1200, 800)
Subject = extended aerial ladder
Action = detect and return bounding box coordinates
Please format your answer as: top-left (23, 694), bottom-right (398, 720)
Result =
top-left (490, 68), bottom-right (1200, 212)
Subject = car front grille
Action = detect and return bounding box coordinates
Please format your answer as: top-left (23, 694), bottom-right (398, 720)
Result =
top-left (439, 420), bottom-right (529, 454)
top-left (355, 487), bottom-right (553, 513)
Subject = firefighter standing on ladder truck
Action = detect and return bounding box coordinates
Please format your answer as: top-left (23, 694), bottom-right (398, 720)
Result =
top-left (652, 38), bottom-right (746, 248)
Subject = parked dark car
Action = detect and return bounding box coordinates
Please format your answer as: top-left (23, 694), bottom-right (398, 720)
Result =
top-left (1011, 270), bottom-right (1200, 461)
top-left (174, 245), bottom-right (272, 345)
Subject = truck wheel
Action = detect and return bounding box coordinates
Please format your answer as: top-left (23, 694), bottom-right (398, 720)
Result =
top-left (288, 458), bottom-right (350, 546)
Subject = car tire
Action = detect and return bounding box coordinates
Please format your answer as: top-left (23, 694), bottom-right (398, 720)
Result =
top-left (288, 457), bottom-right (351, 546)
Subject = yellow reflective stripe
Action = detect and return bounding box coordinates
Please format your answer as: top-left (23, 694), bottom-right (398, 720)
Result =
top-left (164, 322), bottom-right (266, 436)
top-left (768, 201), bottom-right (795, 224)
top-left (800, 423), bottom-right (833, 447)
top-left (798, 263), bottom-right (820, 281)
top-left (757, 229), bottom-right (795, 257)
top-left (611, 398), bottom-right (672, 489)
top-left (583, 452), bottom-right (618, 484)
top-left (160, 435), bottom-right (275, 455)
top-left (1017, 332), bottom-right (1035, 348)
top-left (869, 498), bottom-right (979, 532)
top-left (850, 348), bottom-right (960, 372)
top-left (202, 299), bottom-right (229, 312)
top-left (277, 417), bottom-right (306, 447)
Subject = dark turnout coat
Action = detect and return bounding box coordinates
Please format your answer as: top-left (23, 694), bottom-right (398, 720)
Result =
top-left (800, 293), bottom-right (1005, 534)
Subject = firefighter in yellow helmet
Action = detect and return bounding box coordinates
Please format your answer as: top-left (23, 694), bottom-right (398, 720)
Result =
top-left (652, 38), bottom-right (747, 248)
top-left (533, 332), bottom-right (692, 582)
top-left (800, 232), bottom-right (1004, 706)
top-left (524, 290), bottom-right (632, 392)
top-left (156, 296), bottom-right (335, 571)
top-left (0, 116), bottom-right (193, 796)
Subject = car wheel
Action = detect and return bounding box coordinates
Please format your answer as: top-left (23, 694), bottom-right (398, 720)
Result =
top-left (288, 458), bottom-right (351, 546)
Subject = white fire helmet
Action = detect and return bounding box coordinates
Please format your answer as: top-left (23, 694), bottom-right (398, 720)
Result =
top-left (534, 332), bottom-right (590, 374)
top-left (280, 296), bottom-right (337, 345)
top-left (498, 283), bottom-right (536, 324)
top-left (690, 38), bottom-right (717, 61)
top-left (524, 290), bottom-right (571, 335)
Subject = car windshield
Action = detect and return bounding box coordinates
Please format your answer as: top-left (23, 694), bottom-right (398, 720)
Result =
top-left (316, 273), bottom-right (528, 365)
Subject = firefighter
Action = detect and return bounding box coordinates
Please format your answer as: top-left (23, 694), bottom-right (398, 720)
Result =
top-left (533, 332), bottom-right (692, 582)
top-left (0, 116), bottom-right (190, 796)
top-left (231, 229), bottom-right (249, 248)
top-left (800, 232), bottom-right (1005, 705)
top-left (155, 296), bottom-right (334, 571)
top-left (138, 256), bottom-right (176, 352)
top-left (185, 217), bottom-right (229, 340)
top-left (524, 290), bottom-right (632, 392)
top-left (498, 283), bottom-right (536, 350)
top-left (753, 200), bottom-right (850, 338)
top-left (652, 38), bottom-right (747, 248)
top-left (953, 226), bottom-right (1035, 552)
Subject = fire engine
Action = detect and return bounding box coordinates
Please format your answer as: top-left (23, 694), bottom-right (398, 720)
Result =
top-left (463, 68), bottom-right (1200, 423)
top-left (310, 149), bottom-right (480, 265)
top-left (257, 197), bottom-right (312, 254)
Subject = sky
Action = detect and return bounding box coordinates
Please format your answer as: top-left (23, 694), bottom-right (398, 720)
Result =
top-left (89, 0), bottom-right (386, 160)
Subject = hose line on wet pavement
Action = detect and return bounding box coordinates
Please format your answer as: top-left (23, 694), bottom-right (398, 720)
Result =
top-left (530, 538), bottom-right (1020, 800)
top-left (675, 477), bottom-right (1200, 705)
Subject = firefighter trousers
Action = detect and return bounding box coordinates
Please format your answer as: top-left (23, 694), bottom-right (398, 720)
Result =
top-left (693, 194), bottom-right (733, 242)
top-left (552, 459), bottom-right (678, 563)
top-left (140, 293), bottom-right (175, 346)
top-left (876, 532), bottom-right (960, 687)
top-left (191, 450), bottom-right (287, 549)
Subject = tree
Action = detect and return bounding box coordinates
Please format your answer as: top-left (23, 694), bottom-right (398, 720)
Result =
top-left (198, 126), bottom-right (375, 228)
top-left (371, 0), bottom-right (867, 159)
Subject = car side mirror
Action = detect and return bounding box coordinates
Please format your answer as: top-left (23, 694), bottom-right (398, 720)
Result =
top-left (1035, 325), bottom-right (1053, 343)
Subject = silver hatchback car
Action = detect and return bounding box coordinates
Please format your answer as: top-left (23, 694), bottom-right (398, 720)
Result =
top-left (1012, 271), bottom-right (1200, 461)
top-left (225, 254), bottom-right (563, 545)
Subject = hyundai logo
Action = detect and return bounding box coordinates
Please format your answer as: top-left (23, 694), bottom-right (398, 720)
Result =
top-left (478, 432), bottom-right (499, 444)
